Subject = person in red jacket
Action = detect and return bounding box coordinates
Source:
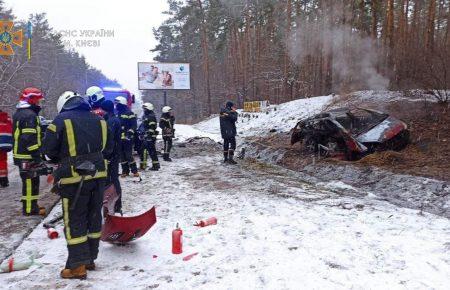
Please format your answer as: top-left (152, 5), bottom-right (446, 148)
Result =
top-left (0, 110), bottom-right (13, 187)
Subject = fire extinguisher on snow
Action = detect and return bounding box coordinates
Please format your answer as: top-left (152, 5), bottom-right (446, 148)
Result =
top-left (47, 228), bottom-right (58, 239)
top-left (195, 217), bottom-right (217, 227)
top-left (172, 223), bottom-right (183, 254)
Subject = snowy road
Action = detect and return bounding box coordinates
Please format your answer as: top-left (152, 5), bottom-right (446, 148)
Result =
top-left (1, 142), bottom-right (449, 289)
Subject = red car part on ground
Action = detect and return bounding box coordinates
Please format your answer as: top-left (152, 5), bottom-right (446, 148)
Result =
top-left (101, 184), bottom-right (157, 244)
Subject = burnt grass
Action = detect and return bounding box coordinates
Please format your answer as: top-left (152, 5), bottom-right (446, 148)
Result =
top-left (250, 99), bottom-right (449, 182)
top-left (242, 96), bottom-right (449, 218)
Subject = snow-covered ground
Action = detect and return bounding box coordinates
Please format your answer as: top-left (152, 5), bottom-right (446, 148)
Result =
top-left (173, 124), bottom-right (222, 143)
top-left (194, 95), bottom-right (333, 138)
top-left (1, 138), bottom-right (449, 289)
top-left (1, 94), bottom-right (449, 289)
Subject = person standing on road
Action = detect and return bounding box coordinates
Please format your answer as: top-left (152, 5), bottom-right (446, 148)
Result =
top-left (100, 100), bottom-right (123, 214)
top-left (13, 88), bottom-right (46, 216)
top-left (0, 110), bottom-right (13, 188)
top-left (220, 101), bottom-right (238, 164)
top-left (115, 96), bottom-right (139, 178)
top-left (141, 103), bottom-right (160, 170)
top-left (159, 106), bottom-right (175, 162)
top-left (43, 91), bottom-right (112, 279)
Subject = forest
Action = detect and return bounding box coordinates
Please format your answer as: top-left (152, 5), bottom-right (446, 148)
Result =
top-left (149, 0), bottom-right (450, 123)
top-left (0, 1), bottom-right (118, 118)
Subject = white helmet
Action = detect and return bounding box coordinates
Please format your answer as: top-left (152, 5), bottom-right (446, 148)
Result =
top-left (86, 86), bottom-right (104, 104)
top-left (57, 91), bottom-right (80, 113)
top-left (162, 106), bottom-right (172, 113)
top-left (142, 102), bottom-right (154, 111)
top-left (114, 96), bottom-right (127, 106)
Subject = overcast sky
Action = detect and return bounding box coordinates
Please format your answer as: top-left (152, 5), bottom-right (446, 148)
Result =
top-left (4, 0), bottom-right (169, 96)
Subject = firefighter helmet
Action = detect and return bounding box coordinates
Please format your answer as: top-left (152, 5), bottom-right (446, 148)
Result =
top-left (86, 86), bottom-right (104, 105)
top-left (57, 91), bottom-right (81, 113)
top-left (20, 88), bottom-right (44, 105)
top-left (114, 96), bottom-right (128, 106)
top-left (142, 102), bottom-right (154, 111)
top-left (162, 106), bottom-right (172, 113)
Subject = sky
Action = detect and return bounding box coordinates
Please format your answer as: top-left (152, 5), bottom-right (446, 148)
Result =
top-left (4, 0), bottom-right (169, 96)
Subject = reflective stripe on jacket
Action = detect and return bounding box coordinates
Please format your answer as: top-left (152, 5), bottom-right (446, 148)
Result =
top-left (43, 108), bottom-right (113, 185)
top-left (12, 108), bottom-right (42, 161)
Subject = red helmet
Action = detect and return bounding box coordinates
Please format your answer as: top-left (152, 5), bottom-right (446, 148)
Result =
top-left (20, 87), bottom-right (44, 105)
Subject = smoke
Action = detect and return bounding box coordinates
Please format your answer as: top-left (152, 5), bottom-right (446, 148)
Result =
top-left (288, 21), bottom-right (389, 93)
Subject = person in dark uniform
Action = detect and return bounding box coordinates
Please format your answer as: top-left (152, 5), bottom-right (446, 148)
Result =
top-left (43, 91), bottom-right (112, 279)
top-left (141, 102), bottom-right (160, 171)
top-left (100, 100), bottom-right (123, 214)
top-left (115, 96), bottom-right (139, 178)
top-left (159, 106), bottom-right (175, 162)
top-left (12, 87), bottom-right (46, 216)
top-left (135, 124), bottom-right (147, 170)
top-left (219, 101), bottom-right (238, 164)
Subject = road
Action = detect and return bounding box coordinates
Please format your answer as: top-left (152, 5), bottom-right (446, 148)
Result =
top-left (0, 156), bottom-right (58, 262)
top-left (1, 140), bottom-right (449, 289)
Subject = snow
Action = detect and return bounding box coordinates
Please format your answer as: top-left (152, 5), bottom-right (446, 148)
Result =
top-left (317, 180), bottom-right (358, 192)
top-left (1, 93), bottom-right (449, 289)
top-left (194, 95), bottom-right (334, 138)
top-left (174, 124), bottom-right (222, 143)
top-left (1, 144), bottom-right (449, 289)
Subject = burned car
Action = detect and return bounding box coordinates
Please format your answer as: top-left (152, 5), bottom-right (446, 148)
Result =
top-left (291, 108), bottom-right (410, 160)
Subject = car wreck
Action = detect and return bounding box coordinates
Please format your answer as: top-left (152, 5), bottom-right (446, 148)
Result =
top-left (291, 107), bottom-right (410, 160)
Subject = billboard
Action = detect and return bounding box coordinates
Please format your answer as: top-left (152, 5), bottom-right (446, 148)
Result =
top-left (138, 62), bottom-right (190, 90)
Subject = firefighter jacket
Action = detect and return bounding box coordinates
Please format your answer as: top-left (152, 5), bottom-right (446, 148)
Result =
top-left (117, 107), bottom-right (137, 141)
top-left (12, 106), bottom-right (42, 163)
top-left (42, 103), bottom-right (113, 185)
top-left (142, 110), bottom-right (158, 140)
top-left (103, 112), bottom-right (122, 161)
top-left (219, 108), bottom-right (238, 139)
top-left (159, 113), bottom-right (175, 138)
top-left (0, 111), bottom-right (13, 152)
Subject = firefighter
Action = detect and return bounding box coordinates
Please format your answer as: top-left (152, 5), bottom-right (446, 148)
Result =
top-left (115, 96), bottom-right (139, 178)
top-left (13, 88), bottom-right (46, 216)
top-left (100, 100), bottom-right (123, 213)
top-left (135, 124), bottom-right (147, 170)
top-left (141, 103), bottom-right (160, 171)
top-left (0, 110), bottom-right (13, 187)
top-left (219, 101), bottom-right (238, 164)
top-left (86, 86), bottom-right (105, 117)
top-left (159, 106), bottom-right (175, 162)
top-left (42, 91), bottom-right (112, 279)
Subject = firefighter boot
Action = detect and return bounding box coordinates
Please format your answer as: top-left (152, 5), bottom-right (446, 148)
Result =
top-left (23, 205), bottom-right (46, 216)
top-left (39, 206), bottom-right (46, 216)
top-left (163, 154), bottom-right (172, 162)
top-left (85, 262), bottom-right (96, 271)
top-left (60, 265), bottom-right (87, 280)
top-left (228, 151), bottom-right (237, 165)
top-left (0, 177), bottom-right (8, 187)
top-left (150, 162), bottom-right (160, 171)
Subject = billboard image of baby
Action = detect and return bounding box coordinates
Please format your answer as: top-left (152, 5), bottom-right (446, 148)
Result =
top-left (138, 63), bottom-right (190, 90)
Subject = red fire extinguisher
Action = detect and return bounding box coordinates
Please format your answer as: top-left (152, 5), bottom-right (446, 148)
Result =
top-left (195, 217), bottom-right (217, 227)
top-left (47, 228), bottom-right (58, 239)
top-left (172, 223), bottom-right (183, 254)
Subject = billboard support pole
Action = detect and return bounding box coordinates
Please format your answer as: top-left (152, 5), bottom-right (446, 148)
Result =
top-left (163, 91), bottom-right (167, 106)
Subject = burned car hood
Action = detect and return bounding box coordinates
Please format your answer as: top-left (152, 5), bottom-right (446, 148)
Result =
top-left (356, 116), bottom-right (407, 143)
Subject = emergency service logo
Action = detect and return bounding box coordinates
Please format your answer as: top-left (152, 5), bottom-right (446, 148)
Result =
top-left (0, 20), bottom-right (23, 56)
